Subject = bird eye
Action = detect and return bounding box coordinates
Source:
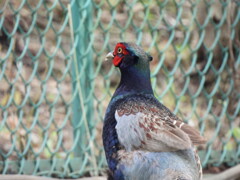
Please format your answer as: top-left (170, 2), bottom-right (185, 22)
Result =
top-left (117, 47), bottom-right (123, 54)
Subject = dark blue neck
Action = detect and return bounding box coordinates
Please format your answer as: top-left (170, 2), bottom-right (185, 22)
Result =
top-left (113, 66), bottom-right (153, 97)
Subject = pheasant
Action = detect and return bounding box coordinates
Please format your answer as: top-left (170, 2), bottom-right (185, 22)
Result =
top-left (103, 42), bottom-right (206, 180)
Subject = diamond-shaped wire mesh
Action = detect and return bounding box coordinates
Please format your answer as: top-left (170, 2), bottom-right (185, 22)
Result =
top-left (0, 0), bottom-right (239, 178)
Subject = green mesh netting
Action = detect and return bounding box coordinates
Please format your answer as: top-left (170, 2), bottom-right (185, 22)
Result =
top-left (0, 0), bottom-right (239, 178)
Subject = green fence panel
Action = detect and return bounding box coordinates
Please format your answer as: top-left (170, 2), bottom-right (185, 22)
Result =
top-left (0, 0), bottom-right (239, 178)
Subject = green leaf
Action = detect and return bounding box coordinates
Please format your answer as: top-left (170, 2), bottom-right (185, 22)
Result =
top-left (225, 140), bottom-right (235, 151)
top-left (233, 128), bottom-right (240, 140)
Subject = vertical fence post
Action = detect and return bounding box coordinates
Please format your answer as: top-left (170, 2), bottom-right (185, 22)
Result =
top-left (70, 0), bottom-right (94, 163)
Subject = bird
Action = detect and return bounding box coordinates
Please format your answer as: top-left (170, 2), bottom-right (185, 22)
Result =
top-left (102, 42), bottom-right (206, 180)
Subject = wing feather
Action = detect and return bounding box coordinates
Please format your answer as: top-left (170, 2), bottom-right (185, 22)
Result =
top-left (115, 101), bottom-right (205, 152)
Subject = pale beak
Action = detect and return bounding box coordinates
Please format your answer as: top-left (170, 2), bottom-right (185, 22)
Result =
top-left (105, 52), bottom-right (114, 61)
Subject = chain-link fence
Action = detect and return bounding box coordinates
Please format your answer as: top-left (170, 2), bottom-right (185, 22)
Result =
top-left (0, 0), bottom-right (239, 178)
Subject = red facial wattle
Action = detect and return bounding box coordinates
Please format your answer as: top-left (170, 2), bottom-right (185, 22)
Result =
top-left (113, 56), bottom-right (123, 66)
top-left (112, 43), bottom-right (129, 67)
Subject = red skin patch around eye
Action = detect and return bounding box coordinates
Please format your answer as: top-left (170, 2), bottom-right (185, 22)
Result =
top-left (113, 43), bottom-right (130, 66)
top-left (113, 56), bottom-right (123, 66)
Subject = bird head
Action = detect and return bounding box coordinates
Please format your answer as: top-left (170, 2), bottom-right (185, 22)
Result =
top-left (105, 42), bottom-right (153, 69)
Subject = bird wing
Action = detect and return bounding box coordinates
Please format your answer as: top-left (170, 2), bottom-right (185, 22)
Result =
top-left (115, 101), bottom-right (206, 152)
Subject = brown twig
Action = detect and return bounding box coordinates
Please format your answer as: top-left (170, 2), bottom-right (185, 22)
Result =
top-left (204, 164), bottom-right (240, 180)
